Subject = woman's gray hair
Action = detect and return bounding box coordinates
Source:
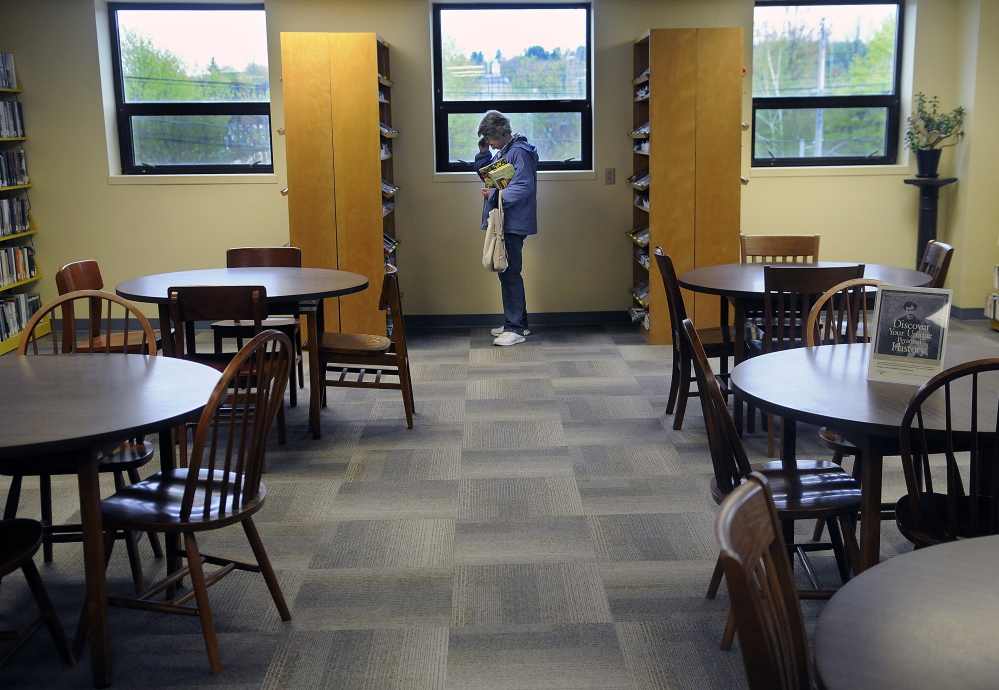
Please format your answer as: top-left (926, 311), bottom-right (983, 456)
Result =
top-left (477, 110), bottom-right (512, 139)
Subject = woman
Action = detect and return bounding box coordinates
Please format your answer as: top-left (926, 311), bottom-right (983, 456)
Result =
top-left (474, 110), bottom-right (538, 346)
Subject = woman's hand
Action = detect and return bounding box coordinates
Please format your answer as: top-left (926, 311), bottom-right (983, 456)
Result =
top-left (478, 137), bottom-right (490, 154)
top-left (481, 187), bottom-right (490, 199)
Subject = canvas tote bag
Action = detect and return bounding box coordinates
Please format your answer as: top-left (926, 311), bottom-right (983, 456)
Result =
top-left (482, 189), bottom-right (508, 272)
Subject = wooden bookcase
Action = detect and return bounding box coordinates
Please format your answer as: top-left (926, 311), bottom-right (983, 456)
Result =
top-left (280, 33), bottom-right (396, 336)
top-left (0, 53), bottom-right (47, 355)
top-left (628, 29), bottom-right (743, 345)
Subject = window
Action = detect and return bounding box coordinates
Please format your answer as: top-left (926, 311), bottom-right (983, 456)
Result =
top-left (432, 3), bottom-right (592, 173)
top-left (752, 1), bottom-right (904, 167)
top-left (108, 3), bottom-right (272, 175)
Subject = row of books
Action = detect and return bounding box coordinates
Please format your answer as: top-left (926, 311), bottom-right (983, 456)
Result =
top-left (0, 53), bottom-right (16, 90)
top-left (383, 233), bottom-right (399, 255)
top-left (0, 197), bottom-right (30, 236)
top-left (0, 245), bottom-right (36, 288)
top-left (0, 292), bottom-right (40, 344)
top-left (986, 292), bottom-right (999, 320)
top-left (626, 226), bottom-right (650, 247)
top-left (382, 200), bottom-right (394, 217)
top-left (0, 149), bottom-right (28, 187)
top-left (630, 278), bottom-right (650, 307)
top-left (627, 170), bottom-right (649, 190)
top-left (634, 192), bottom-right (649, 211)
top-left (382, 179), bottom-right (399, 197)
top-left (634, 245), bottom-right (649, 268)
top-left (0, 100), bottom-right (24, 138)
top-left (379, 122), bottom-right (399, 137)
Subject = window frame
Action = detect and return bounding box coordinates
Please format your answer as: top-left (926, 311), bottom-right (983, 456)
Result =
top-left (431, 2), bottom-right (593, 173)
top-left (108, 2), bottom-right (273, 176)
top-left (752, 0), bottom-right (905, 168)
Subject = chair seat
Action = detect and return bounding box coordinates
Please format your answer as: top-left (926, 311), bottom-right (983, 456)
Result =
top-left (819, 427), bottom-right (857, 454)
top-left (74, 331), bottom-right (153, 353)
top-left (0, 441), bottom-right (152, 477)
top-left (101, 468), bottom-right (267, 531)
top-left (711, 459), bottom-right (861, 519)
top-left (212, 317), bottom-right (299, 332)
top-left (695, 326), bottom-right (736, 358)
top-left (895, 493), bottom-right (997, 546)
top-left (318, 331), bottom-right (392, 356)
top-left (0, 518), bottom-right (43, 577)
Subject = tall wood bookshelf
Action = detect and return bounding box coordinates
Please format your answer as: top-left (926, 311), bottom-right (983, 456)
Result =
top-left (628, 29), bottom-right (743, 344)
top-left (280, 32), bottom-right (397, 336)
top-left (0, 52), bottom-right (47, 355)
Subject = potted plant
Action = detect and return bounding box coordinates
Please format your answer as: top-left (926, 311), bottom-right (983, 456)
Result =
top-left (905, 93), bottom-right (966, 178)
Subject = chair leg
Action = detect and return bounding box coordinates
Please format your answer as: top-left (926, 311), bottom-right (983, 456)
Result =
top-left (706, 554), bottom-right (725, 599)
top-left (241, 518), bottom-right (291, 621)
top-left (20, 558), bottom-right (75, 666)
top-left (720, 607), bottom-right (737, 651)
top-left (276, 405), bottom-right (287, 445)
top-left (398, 361), bottom-right (415, 429)
top-left (672, 355), bottom-right (693, 431)
top-left (183, 533), bottom-right (222, 675)
top-left (811, 519), bottom-right (826, 542)
top-left (3, 475), bottom-right (22, 519)
top-left (825, 515), bottom-right (853, 585)
top-left (766, 413), bottom-right (776, 458)
top-left (665, 357), bottom-right (681, 415)
top-left (287, 352), bottom-right (297, 408)
top-left (39, 475), bottom-right (53, 562)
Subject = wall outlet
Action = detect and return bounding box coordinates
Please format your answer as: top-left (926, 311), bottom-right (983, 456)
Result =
top-left (604, 167), bottom-right (615, 184)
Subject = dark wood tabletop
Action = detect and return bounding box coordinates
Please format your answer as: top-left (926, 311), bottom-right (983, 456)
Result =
top-left (677, 261), bottom-right (933, 298)
top-left (0, 354), bottom-right (219, 688)
top-left (116, 266), bottom-right (368, 304)
top-left (815, 535), bottom-right (999, 689)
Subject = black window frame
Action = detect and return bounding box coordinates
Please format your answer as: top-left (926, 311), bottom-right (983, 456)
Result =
top-left (108, 2), bottom-right (273, 176)
top-left (432, 2), bottom-right (593, 173)
top-left (752, 0), bottom-right (905, 168)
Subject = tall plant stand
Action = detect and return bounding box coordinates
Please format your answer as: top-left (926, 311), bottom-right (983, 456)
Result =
top-left (904, 177), bottom-right (957, 267)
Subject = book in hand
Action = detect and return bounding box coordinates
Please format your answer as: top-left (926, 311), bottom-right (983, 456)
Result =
top-left (868, 285), bottom-right (953, 385)
top-left (479, 158), bottom-right (515, 189)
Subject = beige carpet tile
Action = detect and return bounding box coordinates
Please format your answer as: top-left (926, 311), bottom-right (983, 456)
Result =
top-left (625, 360), bottom-right (673, 376)
top-left (344, 447), bottom-right (462, 482)
top-left (262, 627), bottom-right (449, 690)
top-left (468, 346), bottom-right (549, 364)
top-left (467, 361), bottom-right (560, 379)
top-left (577, 476), bottom-right (715, 516)
top-left (541, 346), bottom-right (629, 361)
top-left (464, 398), bottom-right (561, 421)
top-left (251, 479), bottom-right (344, 522)
top-left (569, 444), bottom-right (686, 478)
top-left (311, 519), bottom-right (455, 569)
top-left (454, 516), bottom-right (597, 564)
top-left (460, 448), bottom-right (576, 479)
top-left (452, 563), bottom-right (612, 626)
top-left (615, 618), bottom-right (748, 690)
top-left (552, 377), bottom-right (648, 397)
top-left (357, 421), bottom-right (465, 449)
top-left (562, 418), bottom-right (675, 447)
top-left (633, 375), bottom-right (673, 397)
top-left (328, 480), bottom-right (460, 520)
top-left (588, 512), bottom-right (717, 563)
top-left (197, 521), bottom-right (327, 570)
top-left (463, 419), bottom-right (568, 449)
top-left (371, 397), bottom-right (464, 424)
top-left (466, 377), bottom-right (557, 400)
top-left (558, 395), bottom-right (659, 422)
top-left (405, 379), bottom-right (469, 400)
top-left (551, 359), bottom-right (637, 378)
top-left (599, 561), bottom-right (725, 622)
top-left (459, 477), bottom-right (584, 518)
top-left (446, 624), bottom-right (632, 690)
top-left (407, 331), bottom-right (471, 350)
top-left (541, 328), bottom-right (621, 346)
top-left (409, 362), bottom-right (469, 382)
top-left (615, 344), bottom-right (672, 362)
top-left (292, 568), bottom-right (454, 630)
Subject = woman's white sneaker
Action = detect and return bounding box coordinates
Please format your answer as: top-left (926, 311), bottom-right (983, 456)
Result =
top-left (491, 327), bottom-right (530, 336)
top-left (493, 331), bottom-right (526, 346)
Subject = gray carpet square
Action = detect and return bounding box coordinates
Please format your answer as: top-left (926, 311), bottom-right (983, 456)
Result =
top-left (465, 398), bottom-right (561, 421)
top-left (463, 419), bottom-right (567, 449)
top-left (578, 476), bottom-right (714, 515)
top-left (552, 377), bottom-right (647, 396)
top-left (311, 519), bottom-right (455, 569)
top-left (466, 377), bottom-right (557, 400)
top-left (558, 395), bottom-right (659, 421)
top-left (454, 516), bottom-right (597, 564)
top-left (371, 398), bottom-right (464, 424)
top-left (589, 512), bottom-right (717, 562)
top-left (328, 480), bottom-right (459, 520)
top-left (345, 447), bottom-right (461, 481)
top-left (357, 421), bottom-right (464, 449)
top-left (461, 448), bottom-right (576, 479)
top-left (600, 562), bottom-right (725, 621)
top-left (569, 444), bottom-right (686, 477)
top-left (459, 477), bottom-right (583, 518)
top-left (562, 418), bottom-right (674, 446)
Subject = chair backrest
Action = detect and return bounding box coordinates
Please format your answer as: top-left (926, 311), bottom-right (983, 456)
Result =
top-left (682, 318), bottom-right (754, 495)
top-left (804, 278), bottom-right (888, 347)
top-left (762, 265), bottom-right (865, 352)
top-left (181, 330), bottom-right (292, 521)
top-left (652, 248), bottom-right (688, 358)
top-left (379, 266), bottom-right (407, 352)
top-left (55, 259), bottom-right (111, 352)
top-left (226, 246), bottom-right (302, 269)
top-left (18, 290), bottom-right (156, 356)
top-left (918, 240), bottom-right (954, 289)
top-left (740, 234), bottom-right (820, 264)
top-left (898, 358), bottom-right (999, 543)
top-left (715, 472), bottom-right (811, 690)
top-left (168, 285), bottom-right (268, 362)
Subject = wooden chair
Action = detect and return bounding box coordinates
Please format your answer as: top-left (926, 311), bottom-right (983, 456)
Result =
top-left (752, 264), bottom-right (866, 456)
top-left (7, 290), bottom-right (160, 592)
top-left (211, 247), bottom-right (305, 407)
top-left (684, 318), bottom-right (860, 651)
top-left (918, 239), bottom-right (954, 288)
top-left (317, 266), bottom-right (414, 428)
top-left (0, 518), bottom-right (74, 668)
top-left (654, 248), bottom-right (735, 430)
top-left (93, 331), bottom-right (293, 675)
top-left (168, 284), bottom-right (286, 444)
top-left (715, 473), bottom-right (811, 690)
top-left (740, 233), bottom-right (820, 264)
top-left (895, 358), bottom-right (999, 547)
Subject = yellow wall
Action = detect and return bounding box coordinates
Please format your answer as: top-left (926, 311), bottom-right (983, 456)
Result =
top-left (0, 0), bottom-right (995, 317)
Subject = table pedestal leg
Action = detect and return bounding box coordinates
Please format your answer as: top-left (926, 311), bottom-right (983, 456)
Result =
top-left (856, 435), bottom-right (884, 573)
top-left (780, 416), bottom-right (797, 465)
top-left (303, 307), bottom-right (322, 439)
top-left (78, 449), bottom-right (111, 687)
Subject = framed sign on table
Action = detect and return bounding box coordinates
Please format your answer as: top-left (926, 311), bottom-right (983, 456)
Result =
top-left (868, 285), bottom-right (953, 385)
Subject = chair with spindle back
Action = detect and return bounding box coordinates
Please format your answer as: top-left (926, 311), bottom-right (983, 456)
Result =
top-left (917, 239), bottom-right (954, 288)
top-left (740, 233), bottom-right (820, 264)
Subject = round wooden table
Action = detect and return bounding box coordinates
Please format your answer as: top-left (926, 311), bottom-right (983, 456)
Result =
top-left (117, 267), bottom-right (369, 440)
top-left (0, 355), bottom-right (219, 688)
top-left (815, 535), bottom-right (999, 689)
top-left (730, 341), bottom-right (999, 572)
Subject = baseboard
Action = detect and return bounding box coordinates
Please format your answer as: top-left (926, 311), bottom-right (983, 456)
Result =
top-left (404, 311), bottom-right (632, 330)
top-left (951, 306), bottom-right (988, 321)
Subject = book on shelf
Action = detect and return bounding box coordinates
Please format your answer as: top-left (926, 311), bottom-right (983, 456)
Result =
top-left (0, 197), bottom-right (30, 236)
top-left (634, 84), bottom-right (649, 100)
top-left (634, 245), bottom-right (649, 268)
top-left (0, 292), bottom-right (40, 343)
top-left (1, 101), bottom-right (24, 138)
top-left (633, 140), bottom-right (650, 154)
top-left (628, 306), bottom-right (648, 323)
top-left (0, 245), bottom-right (35, 288)
top-left (868, 285), bottom-right (953, 385)
top-left (626, 226), bottom-right (650, 247)
top-left (629, 121), bottom-right (650, 137)
top-left (0, 149), bottom-right (28, 187)
top-left (382, 180), bottom-right (399, 196)
top-left (0, 53), bottom-right (16, 90)
top-left (379, 122), bottom-right (399, 137)
top-left (380, 143), bottom-right (392, 160)
top-left (633, 192), bottom-right (649, 210)
top-left (383, 233), bottom-right (399, 255)
top-left (987, 292), bottom-right (999, 320)
top-left (629, 278), bottom-right (650, 306)
top-left (627, 170), bottom-right (649, 190)
top-left (479, 158), bottom-right (515, 189)
top-left (382, 200), bottom-right (395, 217)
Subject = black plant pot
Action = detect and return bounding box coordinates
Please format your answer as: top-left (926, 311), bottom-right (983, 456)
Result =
top-left (914, 148), bottom-right (942, 178)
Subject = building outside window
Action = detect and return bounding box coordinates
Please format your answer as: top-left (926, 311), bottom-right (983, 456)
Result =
top-left (108, 3), bottom-right (272, 175)
top-left (752, 0), bottom-right (904, 167)
top-left (432, 3), bottom-right (592, 172)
